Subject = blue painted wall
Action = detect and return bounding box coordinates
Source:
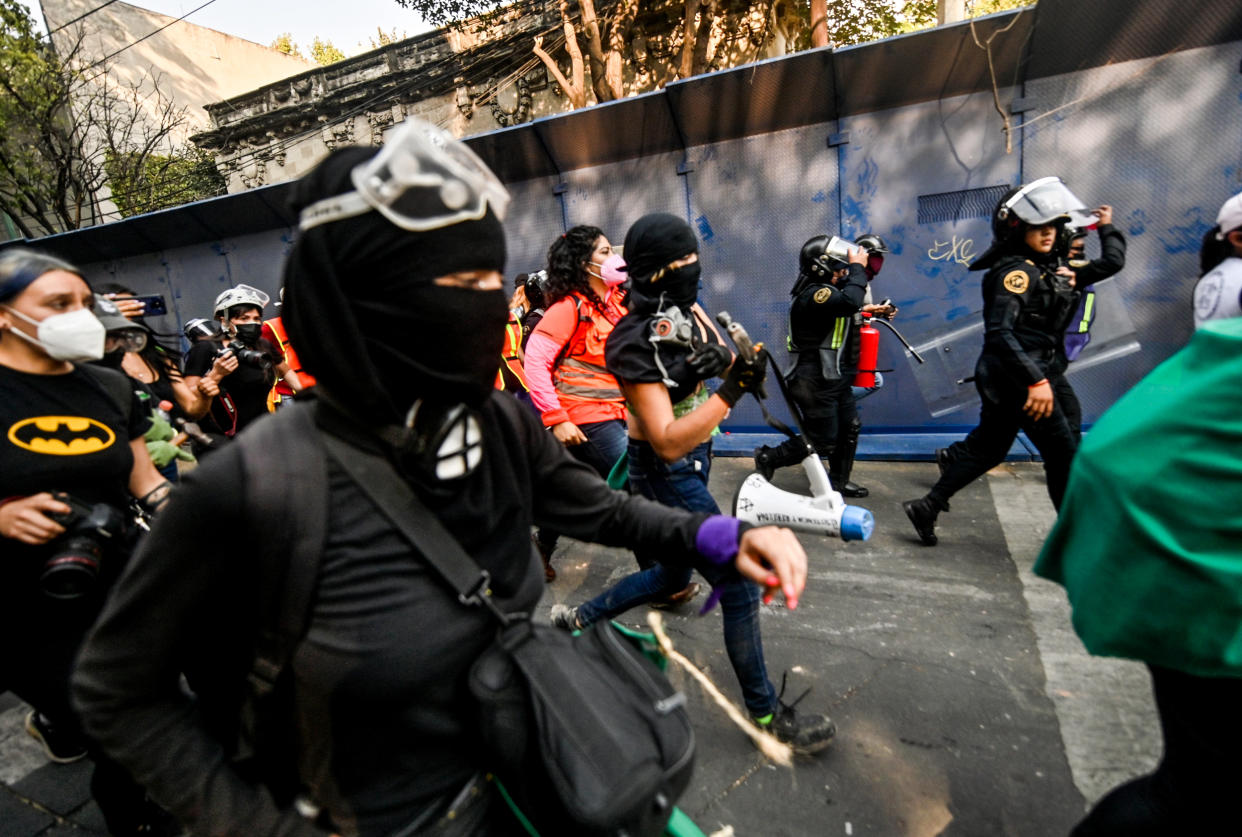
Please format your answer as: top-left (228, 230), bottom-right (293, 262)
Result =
top-left (62, 38), bottom-right (1242, 437)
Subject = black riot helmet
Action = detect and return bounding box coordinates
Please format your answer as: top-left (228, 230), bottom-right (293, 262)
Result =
top-left (972, 177), bottom-right (1094, 271)
top-left (799, 235), bottom-right (845, 279)
top-left (854, 234), bottom-right (890, 255)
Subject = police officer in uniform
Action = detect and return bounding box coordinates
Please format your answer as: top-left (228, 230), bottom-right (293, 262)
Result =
top-left (753, 234), bottom-right (871, 496)
top-left (904, 177), bottom-right (1095, 546)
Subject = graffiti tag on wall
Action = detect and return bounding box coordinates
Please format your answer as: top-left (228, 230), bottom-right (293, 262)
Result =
top-left (927, 236), bottom-right (977, 267)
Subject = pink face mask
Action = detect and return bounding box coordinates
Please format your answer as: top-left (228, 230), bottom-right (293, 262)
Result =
top-left (600, 253), bottom-right (628, 288)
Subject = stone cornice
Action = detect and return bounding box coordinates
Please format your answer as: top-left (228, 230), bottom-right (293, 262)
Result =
top-left (191, 8), bottom-right (555, 152)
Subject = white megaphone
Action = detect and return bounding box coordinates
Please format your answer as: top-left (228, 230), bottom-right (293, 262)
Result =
top-left (733, 453), bottom-right (874, 541)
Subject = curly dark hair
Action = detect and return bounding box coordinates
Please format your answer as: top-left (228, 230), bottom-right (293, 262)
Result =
top-left (544, 225), bottom-right (607, 311)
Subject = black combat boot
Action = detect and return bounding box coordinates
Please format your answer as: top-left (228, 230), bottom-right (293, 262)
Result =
top-left (753, 437), bottom-right (808, 481)
top-left (903, 495), bottom-right (947, 546)
top-left (829, 418), bottom-right (868, 497)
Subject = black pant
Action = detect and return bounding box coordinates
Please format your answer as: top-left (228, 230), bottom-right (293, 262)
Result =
top-left (1072, 665), bottom-right (1242, 835)
top-left (2, 575), bottom-right (160, 835)
top-left (932, 360), bottom-right (1078, 510)
top-left (787, 355), bottom-right (856, 458)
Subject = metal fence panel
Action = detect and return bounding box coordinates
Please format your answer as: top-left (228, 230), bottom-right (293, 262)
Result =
top-left (683, 124), bottom-right (842, 432)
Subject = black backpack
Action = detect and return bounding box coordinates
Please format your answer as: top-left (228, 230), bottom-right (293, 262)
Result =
top-left (231, 401), bottom-right (695, 835)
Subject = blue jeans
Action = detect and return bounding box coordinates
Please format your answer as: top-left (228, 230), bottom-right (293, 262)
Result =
top-left (537, 419), bottom-right (628, 552)
top-left (575, 439), bottom-right (780, 717)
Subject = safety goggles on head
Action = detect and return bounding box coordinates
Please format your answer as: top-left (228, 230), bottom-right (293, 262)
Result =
top-left (299, 118), bottom-right (511, 233)
top-left (105, 328), bottom-right (148, 354)
top-left (213, 284), bottom-right (271, 320)
top-left (998, 177), bottom-right (1094, 228)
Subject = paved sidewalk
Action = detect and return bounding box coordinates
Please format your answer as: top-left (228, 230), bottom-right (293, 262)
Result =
top-left (1, 460), bottom-right (1158, 836)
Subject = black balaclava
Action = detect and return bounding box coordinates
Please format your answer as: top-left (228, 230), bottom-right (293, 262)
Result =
top-left (623, 213), bottom-right (700, 312)
top-left (283, 147), bottom-right (507, 427)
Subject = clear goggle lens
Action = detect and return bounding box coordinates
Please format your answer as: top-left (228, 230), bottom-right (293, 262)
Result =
top-left (299, 118), bottom-right (510, 233)
top-left (106, 329), bottom-right (148, 353)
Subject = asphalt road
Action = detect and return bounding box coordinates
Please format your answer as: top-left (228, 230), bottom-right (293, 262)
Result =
top-left (1, 459), bottom-right (1158, 836)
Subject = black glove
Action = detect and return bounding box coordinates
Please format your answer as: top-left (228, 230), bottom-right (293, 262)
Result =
top-left (687, 341), bottom-right (731, 379)
top-left (716, 350), bottom-right (768, 407)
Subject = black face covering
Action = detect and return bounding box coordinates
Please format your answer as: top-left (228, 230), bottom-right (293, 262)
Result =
top-left (98, 346), bottom-right (126, 369)
top-left (654, 262), bottom-right (701, 309)
top-left (623, 213), bottom-right (701, 314)
top-left (355, 284), bottom-right (508, 409)
top-left (283, 146), bottom-right (508, 427)
top-left (233, 323), bottom-right (263, 345)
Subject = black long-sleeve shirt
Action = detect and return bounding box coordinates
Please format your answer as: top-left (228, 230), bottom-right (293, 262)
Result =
top-left (980, 255), bottom-right (1079, 386)
top-left (788, 264), bottom-right (869, 377)
top-left (1068, 223), bottom-right (1126, 289)
top-left (73, 394), bottom-right (712, 837)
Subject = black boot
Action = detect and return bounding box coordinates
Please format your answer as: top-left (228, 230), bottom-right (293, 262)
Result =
top-left (753, 437), bottom-right (808, 481)
top-left (902, 495), bottom-right (947, 546)
top-left (829, 418), bottom-right (868, 498)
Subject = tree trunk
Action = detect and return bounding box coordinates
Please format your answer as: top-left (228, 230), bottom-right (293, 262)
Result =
top-left (810, 0), bottom-right (829, 48)
top-left (532, 1), bottom-right (588, 108)
top-left (938, 0), bottom-right (966, 25)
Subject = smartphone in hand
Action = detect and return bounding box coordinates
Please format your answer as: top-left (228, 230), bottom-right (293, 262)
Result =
top-left (129, 294), bottom-right (168, 316)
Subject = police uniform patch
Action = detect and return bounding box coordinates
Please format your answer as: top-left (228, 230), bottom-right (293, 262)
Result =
top-left (813, 287), bottom-right (832, 303)
top-left (1002, 270), bottom-right (1029, 294)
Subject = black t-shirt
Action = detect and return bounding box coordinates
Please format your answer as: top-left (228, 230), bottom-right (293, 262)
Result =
top-left (0, 364), bottom-right (149, 591)
top-left (185, 339), bottom-right (280, 435)
top-left (605, 302), bottom-right (725, 404)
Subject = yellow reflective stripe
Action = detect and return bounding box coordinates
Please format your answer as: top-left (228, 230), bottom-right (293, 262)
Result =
top-left (1077, 291), bottom-right (1095, 333)
top-left (830, 317), bottom-right (846, 349)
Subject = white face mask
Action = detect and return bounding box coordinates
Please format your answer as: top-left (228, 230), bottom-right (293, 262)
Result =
top-left (3, 306), bottom-right (105, 362)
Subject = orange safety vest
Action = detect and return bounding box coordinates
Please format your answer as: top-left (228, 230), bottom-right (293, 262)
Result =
top-left (264, 317), bottom-right (315, 406)
top-left (497, 312), bottom-right (530, 392)
top-left (551, 294), bottom-right (624, 407)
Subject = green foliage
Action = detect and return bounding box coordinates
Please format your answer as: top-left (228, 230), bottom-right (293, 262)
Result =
top-left (393, 0), bottom-right (508, 28)
top-left (0, 0), bottom-right (213, 235)
top-left (366, 26), bottom-right (410, 50)
top-left (310, 37), bottom-right (346, 65)
top-left (270, 32), bottom-right (304, 58)
top-left (104, 147), bottom-right (227, 218)
top-left (967, 0), bottom-right (1034, 15)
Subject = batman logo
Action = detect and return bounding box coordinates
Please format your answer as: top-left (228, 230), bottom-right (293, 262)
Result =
top-left (8, 416), bottom-right (116, 455)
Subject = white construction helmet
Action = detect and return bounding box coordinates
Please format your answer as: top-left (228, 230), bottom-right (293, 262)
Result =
top-left (212, 284), bottom-right (270, 319)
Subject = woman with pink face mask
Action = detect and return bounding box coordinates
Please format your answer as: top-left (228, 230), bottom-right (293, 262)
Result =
top-left (523, 225), bottom-right (630, 581)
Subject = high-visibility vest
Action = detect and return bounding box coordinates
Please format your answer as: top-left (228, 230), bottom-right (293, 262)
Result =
top-left (497, 313), bottom-right (530, 392)
top-left (264, 317), bottom-right (315, 404)
top-left (551, 294), bottom-right (623, 404)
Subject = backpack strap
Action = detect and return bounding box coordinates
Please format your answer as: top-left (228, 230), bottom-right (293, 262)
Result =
top-left (233, 403), bottom-right (330, 761)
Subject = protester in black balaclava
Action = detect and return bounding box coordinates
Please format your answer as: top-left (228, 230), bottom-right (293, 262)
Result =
top-left (284, 147), bottom-right (509, 425)
top-left (554, 212), bottom-right (838, 757)
top-left (74, 127), bottom-right (812, 837)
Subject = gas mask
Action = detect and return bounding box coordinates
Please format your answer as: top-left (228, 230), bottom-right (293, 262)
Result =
top-left (647, 294), bottom-right (699, 387)
top-left (3, 306), bottom-right (105, 362)
top-left (395, 399), bottom-right (484, 482)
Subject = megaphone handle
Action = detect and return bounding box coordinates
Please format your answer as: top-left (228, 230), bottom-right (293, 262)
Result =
top-left (803, 453), bottom-right (835, 499)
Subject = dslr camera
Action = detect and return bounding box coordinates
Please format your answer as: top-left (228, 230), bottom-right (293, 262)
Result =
top-left (217, 340), bottom-right (269, 368)
top-left (42, 493), bottom-right (130, 600)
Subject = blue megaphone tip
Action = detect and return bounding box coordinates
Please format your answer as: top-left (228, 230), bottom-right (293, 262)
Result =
top-left (840, 506), bottom-right (874, 541)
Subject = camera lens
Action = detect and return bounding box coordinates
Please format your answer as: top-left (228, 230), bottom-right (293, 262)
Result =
top-left (41, 537), bottom-right (103, 600)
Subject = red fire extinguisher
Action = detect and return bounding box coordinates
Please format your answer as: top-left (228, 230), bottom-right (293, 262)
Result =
top-left (854, 312), bottom-right (879, 389)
